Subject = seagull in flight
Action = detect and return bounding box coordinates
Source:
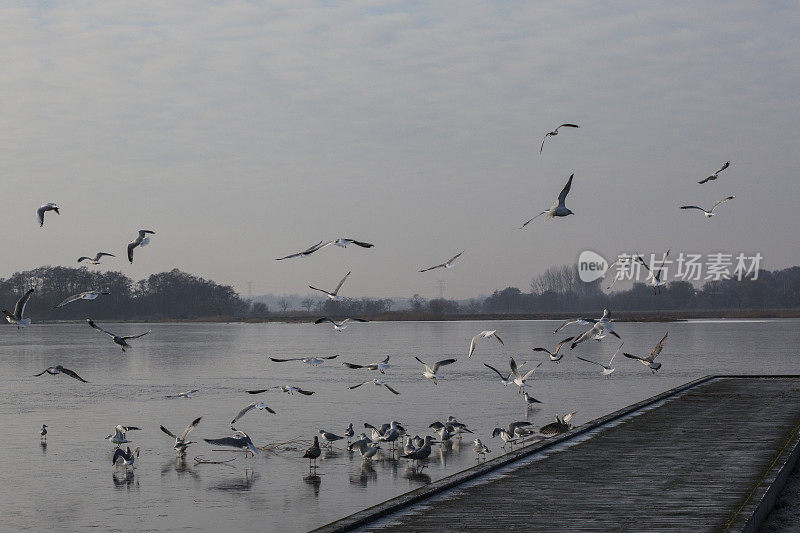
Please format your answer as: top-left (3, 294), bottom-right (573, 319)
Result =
top-left (623, 332), bottom-right (668, 373)
top-left (510, 357), bottom-right (542, 393)
top-left (342, 355), bottom-right (391, 374)
top-left (106, 425), bottom-right (141, 447)
top-left (483, 361), bottom-right (526, 386)
top-left (309, 271), bottom-right (351, 300)
top-left (532, 337), bottom-right (574, 362)
top-left (36, 203), bottom-right (60, 227)
top-left (540, 123), bottom-right (580, 154)
top-left (77, 252), bottom-right (115, 265)
top-left (419, 251), bottom-right (464, 272)
top-left (160, 416), bottom-right (202, 454)
top-left (230, 402), bottom-right (276, 425)
top-left (468, 330), bottom-right (504, 358)
top-left (634, 250), bottom-right (670, 294)
top-left (165, 389), bottom-right (199, 398)
top-left (113, 446), bottom-right (140, 470)
top-left (576, 342), bottom-right (623, 377)
top-left (414, 356), bottom-right (457, 384)
top-left (349, 379), bottom-right (401, 395)
top-left (698, 161), bottom-right (730, 184)
top-left (34, 365), bottom-right (88, 383)
top-left (314, 317), bottom-right (368, 332)
top-left (269, 354), bottom-right (339, 366)
top-left (275, 239), bottom-right (373, 260)
top-left (247, 385), bottom-right (315, 395)
top-left (3, 288), bottom-right (35, 329)
top-left (204, 428), bottom-right (260, 456)
top-left (86, 319), bottom-right (150, 351)
top-left (54, 291), bottom-right (110, 308)
top-left (127, 230), bottom-right (155, 263)
top-left (680, 196), bottom-right (735, 218)
top-left (540, 412), bottom-right (577, 436)
top-left (553, 309), bottom-right (621, 349)
top-left (520, 174), bottom-right (575, 227)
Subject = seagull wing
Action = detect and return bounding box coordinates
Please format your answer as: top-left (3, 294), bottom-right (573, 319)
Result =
top-left (540, 137), bottom-right (547, 154)
top-left (649, 332), bottom-right (669, 361)
top-left (180, 417), bottom-right (203, 440)
top-left (715, 161), bottom-right (730, 174)
top-left (468, 334), bottom-right (479, 358)
top-left (493, 333), bottom-right (504, 345)
top-left (348, 240), bottom-right (374, 248)
top-left (384, 384), bottom-right (401, 395)
top-left (623, 352), bottom-right (648, 362)
top-left (296, 388), bottom-right (315, 395)
top-left (87, 319), bottom-right (116, 338)
top-left (55, 293), bottom-right (82, 308)
top-left (14, 289), bottom-right (35, 318)
top-left (276, 241), bottom-right (323, 260)
top-left (349, 381), bottom-right (369, 389)
top-left (308, 286), bottom-right (334, 297)
top-left (269, 357), bottom-right (303, 362)
top-left (231, 403), bottom-right (257, 424)
top-left (246, 388), bottom-right (272, 394)
top-left (314, 317), bottom-right (335, 325)
top-left (431, 358), bottom-right (457, 373)
top-left (483, 363), bottom-right (505, 379)
top-left (553, 318), bottom-right (593, 333)
top-left (697, 176), bottom-right (711, 184)
top-left (520, 211), bottom-right (548, 228)
top-left (654, 249), bottom-right (671, 277)
top-left (509, 357), bottom-right (521, 379)
top-left (414, 356), bottom-right (429, 371)
top-left (557, 174), bottom-right (574, 205)
top-left (332, 271), bottom-right (351, 294)
top-left (553, 337), bottom-right (575, 353)
top-left (121, 330), bottom-right (150, 340)
top-left (576, 356), bottom-right (604, 368)
top-left (521, 361), bottom-right (543, 381)
top-left (418, 263), bottom-right (444, 272)
top-left (36, 206), bottom-right (47, 226)
top-left (680, 205), bottom-right (707, 213)
top-left (557, 123), bottom-right (580, 130)
top-left (322, 354), bottom-right (340, 360)
top-left (711, 196), bottom-right (735, 211)
top-left (34, 368), bottom-right (51, 377)
top-left (447, 251), bottom-right (464, 264)
top-left (342, 362), bottom-right (365, 369)
top-left (61, 367), bottom-right (88, 382)
top-left (160, 425), bottom-right (178, 439)
top-left (97, 252), bottom-right (115, 259)
top-left (203, 436), bottom-right (244, 448)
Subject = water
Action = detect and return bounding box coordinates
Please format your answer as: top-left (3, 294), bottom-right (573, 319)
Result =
top-left (1, 319), bottom-right (798, 531)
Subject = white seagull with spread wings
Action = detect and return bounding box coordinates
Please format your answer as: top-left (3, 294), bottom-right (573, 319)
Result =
top-left (540, 123), bottom-right (580, 154)
top-left (309, 271), bottom-right (351, 300)
top-left (468, 330), bottom-right (504, 358)
top-left (419, 251), bottom-right (464, 272)
top-left (349, 379), bottom-right (401, 395)
top-left (3, 288), bottom-right (35, 328)
top-left (86, 319), bottom-right (150, 351)
top-left (520, 174), bottom-right (575, 227)
top-left (576, 342), bottom-right (623, 377)
top-left (414, 356), bottom-right (457, 384)
top-left (624, 332), bottom-right (669, 373)
top-left (634, 250), bottom-right (671, 294)
top-left (314, 317), bottom-right (368, 332)
top-left (698, 161), bottom-right (730, 184)
top-left (78, 252), bottom-right (115, 265)
top-left (37, 203), bottom-right (60, 227)
top-left (680, 196), bottom-right (735, 218)
top-left (55, 290), bottom-right (110, 308)
top-left (127, 230), bottom-right (155, 263)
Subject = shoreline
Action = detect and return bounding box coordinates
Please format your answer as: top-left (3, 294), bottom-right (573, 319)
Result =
top-left (22, 308), bottom-right (800, 325)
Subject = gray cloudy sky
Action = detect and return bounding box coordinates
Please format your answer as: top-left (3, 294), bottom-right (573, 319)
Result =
top-left (2, 1), bottom-right (799, 299)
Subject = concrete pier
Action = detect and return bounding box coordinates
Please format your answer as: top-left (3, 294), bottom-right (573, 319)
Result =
top-left (313, 376), bottom-right (800, 532)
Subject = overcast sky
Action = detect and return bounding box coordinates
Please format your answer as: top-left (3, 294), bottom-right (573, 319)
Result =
top-left (2, 1), bottom-right (798, 299)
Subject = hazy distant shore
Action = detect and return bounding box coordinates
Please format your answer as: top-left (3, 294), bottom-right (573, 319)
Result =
top-left (27, 308), bottom-right (800, 325)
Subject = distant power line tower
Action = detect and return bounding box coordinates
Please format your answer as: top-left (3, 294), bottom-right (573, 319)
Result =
top-left (436, 279), bottom-right (445, 299)
top-left (246, 281), bottom-right (253, 300)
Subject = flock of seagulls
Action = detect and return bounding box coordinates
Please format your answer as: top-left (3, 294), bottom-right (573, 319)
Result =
top-left (15, 121), bottom-right (714, 487)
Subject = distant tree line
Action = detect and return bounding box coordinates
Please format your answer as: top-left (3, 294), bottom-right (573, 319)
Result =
top-left (0, 266), bottom-right (260, 321)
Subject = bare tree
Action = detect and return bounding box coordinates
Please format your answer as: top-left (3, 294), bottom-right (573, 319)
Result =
top-left (301, 298), bottom-right (314, 312)
top-left (278, 298), bottom-right (290, 313)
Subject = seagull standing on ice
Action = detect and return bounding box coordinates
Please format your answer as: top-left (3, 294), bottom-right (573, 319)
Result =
top-left (36, 203), bottom-right (60, 227)
top-left (473, 439), bottom-right (490, 460)
top-left (414, 356), bottom-right (458, 384)
top-left (309, 271), bottom-right (351, 300)
top-left (680, 196), bottom-right (735, 218)
top-left (106, 425), bottom-right (140, 447)
top-left (697, 161), bottom-right (730, 184)
top-left (419, 251), bottom-right (464, 272)
top-left (468, 330), bottom-right (504, 358)
top-left (3, 288), bottom-right (35, 329)
top-left (77, 252), bottom-right (115, 265)
top-left (540, 123), bottom-right (580, 154)
top-left (520, 174), bottom-right (575, 227)
top-left (623, 332), bottom-right (668, 373)
top-left (39, 424), bottom-right (48, 441)
top-left (127, 230), bottom-right (155, 263)
top-left (303, 436), bottom-right (321, 471)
